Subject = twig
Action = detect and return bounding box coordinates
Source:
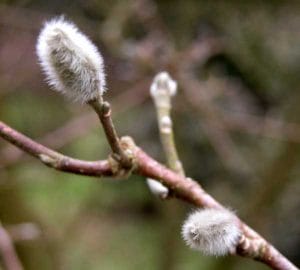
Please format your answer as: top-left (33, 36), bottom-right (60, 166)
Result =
top-left (0, 120), bottom-right (112, 177)
top-left (0, 222), bottom-right (23, 270)
top-left (0, 112), bottom-right (94, 168)
top-left (0, 120), bottom-right (298, 270)
top-left (88, 99), bottom-right (132, 169)
top-left (150, 72), bottom-right (184, 175)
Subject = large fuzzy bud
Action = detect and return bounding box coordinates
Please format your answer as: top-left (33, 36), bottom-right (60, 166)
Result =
top-left (182, 208), bottom-right (241, 256)
top-left (36, 17), bottom-right (105, 103)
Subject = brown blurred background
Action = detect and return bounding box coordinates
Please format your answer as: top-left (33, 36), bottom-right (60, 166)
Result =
top-left (0, 1), bottom-right (300, 269)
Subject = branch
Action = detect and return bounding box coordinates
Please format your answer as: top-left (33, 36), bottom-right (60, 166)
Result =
top-left (150, 72), bottom-right (184, 175)
top-left (88, 99), bottom-right (132, 168)
top-left (0, 222), bottom-right (23, 270)
top-left (135, 149), bottom-right (298, 270)
top-left (0, 120), bottom-right (298, 270)
top-left (0, 120), bottom-right (112, 177)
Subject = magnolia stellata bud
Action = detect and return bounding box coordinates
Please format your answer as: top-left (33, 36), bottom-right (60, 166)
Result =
top-left (36, 17), bottom-right (106, 103)
top-left (182, 208), bottom-right (241, 256)
top-left (150, 72), bottom-right (177, 98)
top-left (146, 178), bottom-right (169, 199)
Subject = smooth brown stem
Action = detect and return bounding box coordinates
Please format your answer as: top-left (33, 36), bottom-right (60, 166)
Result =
top-left (0, 120), bottom-right (298, 270)
top-left (88, 99), bottom-right (132, 169)
top-left (0, 120), bottom-right (112, 177)
top-left (0, 223), bottom-right (23, 270)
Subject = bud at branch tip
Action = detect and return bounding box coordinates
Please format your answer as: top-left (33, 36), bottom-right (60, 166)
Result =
top-left (36, 16), bottom-right (106, 103)
top-left (150, 72), bottom-right (177, 98)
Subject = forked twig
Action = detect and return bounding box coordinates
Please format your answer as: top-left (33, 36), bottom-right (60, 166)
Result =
top-left (0, 119), bottom-right (298, 270)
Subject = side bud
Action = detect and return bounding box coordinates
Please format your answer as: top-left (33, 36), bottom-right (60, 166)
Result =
top-left (182, 208), bottom-right (241, 256)
top-left (146, 178), bottom-right (169, 199)
top-left (36, 17), bottom-right (106, 103)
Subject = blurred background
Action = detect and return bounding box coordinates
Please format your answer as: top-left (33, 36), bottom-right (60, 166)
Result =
top-left (0, 1), bottom-right (300, 269)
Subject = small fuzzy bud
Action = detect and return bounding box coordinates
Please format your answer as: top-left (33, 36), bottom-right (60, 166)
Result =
top-left (160, 115), bottom-right (172, 134)
top-left (36, 17), bottom-right (106, 103)
top-left (150, 72), bottom-right (177, 98)
top-left (146, 178), bottom-right (169, 199)
top-left (182, 208), bottom-right (241, 256)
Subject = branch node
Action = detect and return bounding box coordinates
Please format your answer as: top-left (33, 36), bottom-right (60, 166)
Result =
top-left (107, 136), bottom-right (138, 178)
top-left (88, 99), bottom-right (133, 170)
top-left (39, 154), bottom-right (61, 168)
top-left (101, 101), bottom-right (111, 116)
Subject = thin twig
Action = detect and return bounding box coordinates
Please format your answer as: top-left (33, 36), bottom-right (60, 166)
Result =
top-left (0, 222), bottom-right (23, 270)
top-left (88, 99), bottom-right (132, 169)
top-left (0, 120), bottom-right (112, 177)
top-left (0, 120), bottom-right (298, 270)
top-left (150, 72), bottom-right (184, 175)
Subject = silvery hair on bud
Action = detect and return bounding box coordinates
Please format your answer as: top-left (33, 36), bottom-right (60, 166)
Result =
top-left (146, 178), bottom-right (169, 199)
top-left (182, 208), bottom-right (241, 256)
top-left (36, 17), bottom-right (106, 103)
top-left (150, 71), bottom-right (177, 98)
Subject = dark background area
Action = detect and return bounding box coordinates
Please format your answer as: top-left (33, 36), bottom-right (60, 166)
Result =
top-left (0, 1), bottom-right (300, 269)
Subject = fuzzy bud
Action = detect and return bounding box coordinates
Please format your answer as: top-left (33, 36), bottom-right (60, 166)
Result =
top-left (146, 178), bottom-right (169, 199)
top-left (160, 115), bottom-right (172, 134)
top-left (182, 208), bottom-right (241, 256)
top-left (36, 17), bottom-right (106, 103)
top-left (150, 72), bottom-right (177, 98)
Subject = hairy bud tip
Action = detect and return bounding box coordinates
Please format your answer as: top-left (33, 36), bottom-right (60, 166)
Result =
top-left (150, 72), bottom-right (177, 98)
top-left (36, 17), bottom-right (106, 103)
top-left (182, 208), bottom-right (241, 256)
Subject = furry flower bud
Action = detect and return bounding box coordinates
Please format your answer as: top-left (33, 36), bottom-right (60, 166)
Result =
top-left (36, 17), bottom-right (105, 103)
top-left (146, 178), bottom-right (169, 199)
top-left (182, 208), bottom-right (241, 256)
top-left (150, 72), bottom-right (177, 98)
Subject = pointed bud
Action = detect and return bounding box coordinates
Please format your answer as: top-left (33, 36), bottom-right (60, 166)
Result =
top-left (182, 208), bottom-right (241, 256)
top-left (150, 72), bottom-right (177, 98)
top-left (36, 17), bottom-right (106, 103)
top-left (146, 178), bottom-right (169, 199)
